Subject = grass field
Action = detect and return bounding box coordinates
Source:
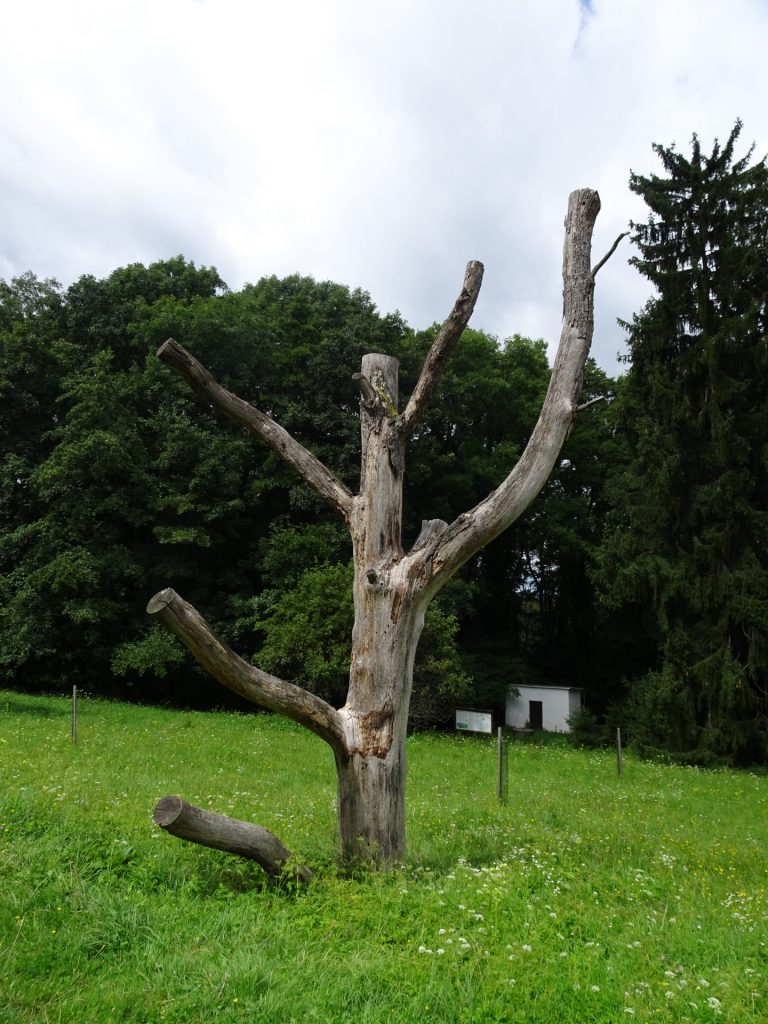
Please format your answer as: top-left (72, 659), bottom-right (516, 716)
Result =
top-left (1, 689), bottom-right (766, 1023)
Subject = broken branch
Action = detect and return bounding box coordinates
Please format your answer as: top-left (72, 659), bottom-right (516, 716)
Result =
top-left (592, 231), bottom-right (629, 278)
top-left (575, 395), bottom-right (606, 413)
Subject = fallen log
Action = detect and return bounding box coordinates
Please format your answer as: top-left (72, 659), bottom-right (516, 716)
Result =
top-left (153, 795), bottom-right (312, 883)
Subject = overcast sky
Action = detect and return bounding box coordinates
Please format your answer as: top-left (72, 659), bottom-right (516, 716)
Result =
top-left (2, 0), bottom-right (766, 372)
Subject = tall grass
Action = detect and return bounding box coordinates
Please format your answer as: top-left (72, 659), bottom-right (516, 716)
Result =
top-left (1, 690), bottom-right (766, 1023)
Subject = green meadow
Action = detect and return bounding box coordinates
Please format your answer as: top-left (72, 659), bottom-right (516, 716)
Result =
top-left (1, 690), bottom-right (766, 1023)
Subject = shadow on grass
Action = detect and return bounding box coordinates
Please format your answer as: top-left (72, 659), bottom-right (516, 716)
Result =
top-left (0, 698), bottom-right (61, 718)
top-left (152, 839), bottom-right (332, 897)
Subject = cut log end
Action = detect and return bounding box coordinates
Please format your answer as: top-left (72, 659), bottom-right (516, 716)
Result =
top-left (156, 337), bottom-right (177, 359)
top-left (146, 588), bottom-right (176, 614)
top-left (153, 794), bottom-right (184, 827)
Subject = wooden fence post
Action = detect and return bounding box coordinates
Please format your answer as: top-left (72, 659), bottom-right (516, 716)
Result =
top-left (497, 726), bottom-right (508, 803)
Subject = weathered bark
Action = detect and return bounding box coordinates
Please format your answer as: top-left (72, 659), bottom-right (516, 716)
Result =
top-left (153, 795), bottom-right (312, 882)
top-left (149, 189), bottom-right (611, 869)
top-left (334, 717), bottom-right (407, 863)
top-left (334, 583), bottom-right (427, 863)
top-left (337, 352), bottom-right (423, 862)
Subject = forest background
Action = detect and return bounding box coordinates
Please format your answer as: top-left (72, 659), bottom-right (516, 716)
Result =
top-left (1, 125), bottom-right (766, 767)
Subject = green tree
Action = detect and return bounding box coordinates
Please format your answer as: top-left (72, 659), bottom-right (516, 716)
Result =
top-left (599, 122), bottom-right (768, 764)
top-left (518, 358), bottom-right (619, 693)
top-left (0, 263), bottom-right (410, 706)
top-left (400, 326), bottom-right (618, 706)
top-left (0, 261), bottom-right (237, 696)
top-left (0, 275), bottom-right (70, 528)
top-left (401, 329), bottom-right (547, 699)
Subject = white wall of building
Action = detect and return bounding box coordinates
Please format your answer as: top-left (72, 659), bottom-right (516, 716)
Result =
top-left (505, 685), bottom-right (583, 733)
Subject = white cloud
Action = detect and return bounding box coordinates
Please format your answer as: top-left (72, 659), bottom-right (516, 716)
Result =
top-left (1, 0), bottom-right (766, 371)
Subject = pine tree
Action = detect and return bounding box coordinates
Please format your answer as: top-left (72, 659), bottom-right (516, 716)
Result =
top-left (600, 122), bottom-right (768, 764)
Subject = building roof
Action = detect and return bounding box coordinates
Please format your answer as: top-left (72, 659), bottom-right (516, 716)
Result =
top-left (512, 684), bottom-right (583, 694)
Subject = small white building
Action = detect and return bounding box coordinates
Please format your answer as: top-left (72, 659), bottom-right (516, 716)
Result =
top-left (505, 684), bottom-right (583, 733)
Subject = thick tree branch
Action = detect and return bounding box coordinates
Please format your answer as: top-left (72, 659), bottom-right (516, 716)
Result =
top-left (591, 231), bottom-right (629, 278)
top-left (417, 189), bottom-right (602, 593)
top-left (157, 339), bottom-right (354, 521)
top-left (400, 260), bottom-right (484, 436)
top-left (147, 588), bottom-right (347, 754)
top-left (154, 795), bottom-right (312, 882)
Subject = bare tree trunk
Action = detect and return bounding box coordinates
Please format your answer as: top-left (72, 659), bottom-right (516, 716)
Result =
top-left (335, 596), bottom-right (427, 862)
top-left (336, 353), bottom-right (423, 863)
top-left (334, 720), bottom-right (407, 864)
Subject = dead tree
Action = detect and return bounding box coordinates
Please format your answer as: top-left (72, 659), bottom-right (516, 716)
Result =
top-left (148, 188), bottom-right (615, 868)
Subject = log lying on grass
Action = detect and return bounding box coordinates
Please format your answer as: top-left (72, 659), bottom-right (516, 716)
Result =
top-left (153, 795), bottom-right (312, 883)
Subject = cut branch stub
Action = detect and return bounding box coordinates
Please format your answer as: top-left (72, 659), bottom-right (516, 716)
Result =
top-left (410, 518), bottom-right (448, 554)
top-left (154, 795), bottom-right (312, 883)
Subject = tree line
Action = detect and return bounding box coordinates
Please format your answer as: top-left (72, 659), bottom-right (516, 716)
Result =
top-left (1, 123), bottom-right (766, 765)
